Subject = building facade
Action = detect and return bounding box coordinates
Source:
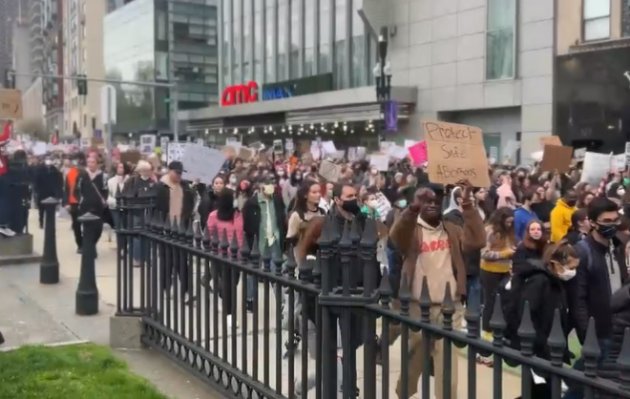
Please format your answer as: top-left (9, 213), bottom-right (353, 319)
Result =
top-left (555, 0), bottom-right (630, 153)
top-left (62, 0), bottom-right (105, 139)
top-left (42, 0), bottom-right (64, 135)
top-left (180, 0), bottom-right (398, 148)
top-left (105, 0), bottom-right (219, 138)
top-left (0, 0), bottom-right (21, 85)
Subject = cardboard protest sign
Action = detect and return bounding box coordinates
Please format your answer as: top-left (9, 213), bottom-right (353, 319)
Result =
top-left (423, 120), bottom-right (490, 187)
top-left (120, 150), bottom-right (141, 165)
top-left (540, 135), bottom-right (562, 148)
top-left (0, 89), bottom-right (22, 119)
top-left (408, 141), bottom-right (427, 166)
top-left (238, 146), bottom-right (255, 161)
top-left (581, 152), bottom-right (612, 185)
top-left (540, 145), bottom-right (573, 173)
top-left (370, 154), bottom-right (389, 172)
top-left (182, 145), bottom-right (226, 183)
top-left (318, 159), bottom-right (342, 183)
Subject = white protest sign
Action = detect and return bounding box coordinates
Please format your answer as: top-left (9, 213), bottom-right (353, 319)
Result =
top-left (404, 139), bottom-right (418, 149)
top-left (626, 142), bottom-right (630, 166)
top-left (581, 152), bottom-right (612, 185)
top-left (139, 134), bottom-right (156, 154)
top-left (284, 138), bottom-right (294, 153)
top-left (167, 142), bottom-right (191, 164)
top-left (181, 145), bottom-right (226, 183)
top-left (370, 154), bottom-right (389, 171)
top-left (310, 142), bottom-right (321, 161)
top-left (80, 138), bottom-right (90, 149)
top-left (388, 145), bottom-right (408, 160)
top-left (32, 141), bottom-right (47, 156)
top-left (613, 154), bottom-right (626, 171)
top-left (225, 137), bottom-right (242, 149)
top-left (574, 147), bottom-right (586, 162)
top-left (321, 141), bottom-right (336, 155)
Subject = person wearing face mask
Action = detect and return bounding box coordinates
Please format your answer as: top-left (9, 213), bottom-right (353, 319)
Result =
top-left (360, 192), bottom-right (381, 220)
top-left (242, 175), bottom-right (287, 311)
top-left (550, 188), bottom-right (578, 243)
top-left (565, 197), bottom-right (628, 395)
top-left (510, 241), bottom-right (578, 398)
top-left (226, 173), bottom-right (238, 192)
top-left (282, 170), bottom-right (302, 208)
top-left (34, 157), bottom-right (64, 229)
top-left (198, 175), bottom-right (226, 227)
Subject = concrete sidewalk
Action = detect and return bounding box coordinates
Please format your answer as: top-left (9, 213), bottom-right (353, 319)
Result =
top-left (6, 210), bottom-right (524, 398)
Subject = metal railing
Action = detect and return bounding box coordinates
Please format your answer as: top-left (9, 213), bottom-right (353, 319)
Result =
top-left (115, 195), bottom-right (630, 399)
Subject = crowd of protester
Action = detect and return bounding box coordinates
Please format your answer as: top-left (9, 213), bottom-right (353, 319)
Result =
top-left (3, 142), bottom-right (630, 399)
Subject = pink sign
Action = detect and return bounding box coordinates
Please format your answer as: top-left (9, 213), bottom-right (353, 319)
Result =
top-left (408, 141), bottom-right (427, 166)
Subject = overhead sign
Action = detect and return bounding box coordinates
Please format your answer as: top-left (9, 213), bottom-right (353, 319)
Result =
top-left (0, 89), bottom-right (22, 119)
top-left (261, 73), bottom-right (333, 101)
top-left (221, 81), bottom-right (258, 106)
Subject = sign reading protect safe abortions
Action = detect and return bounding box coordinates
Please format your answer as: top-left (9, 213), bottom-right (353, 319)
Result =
top-left (423, 120), bottom-right (491, 188)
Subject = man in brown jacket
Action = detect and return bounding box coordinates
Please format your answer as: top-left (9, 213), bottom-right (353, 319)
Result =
top-left (388, 179), bottom-right (486, 399)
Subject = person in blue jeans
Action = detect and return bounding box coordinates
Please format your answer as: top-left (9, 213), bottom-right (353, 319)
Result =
top-left (242, 175), bottom-right (287, 312)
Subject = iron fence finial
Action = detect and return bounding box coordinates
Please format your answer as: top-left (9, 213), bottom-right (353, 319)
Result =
top-left (582, 317), bottom-right (601, 378)
top-left (419, 276), bottom-right (432, 322)
top-left (441, 282), bottom-right (454, 331)
top-left (378, 268), bottom-right (392, 308)
top-left (489, 293), bottom-right (507, 347)
top-left (250, 235), bottom-right (260, 268)
top-left (230, 231), bottom-right (239, 259)
top-left (517, 301), bottom-right (536, 356)
top-left (547, 308), bottom-right (567, 367)
top-left (398, 274), bottom-right (411, 315)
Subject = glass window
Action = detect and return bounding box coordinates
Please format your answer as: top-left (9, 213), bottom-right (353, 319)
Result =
top-left (155, 52), bottom-right (168, 80)
top-left (584, 0), bottom-right (610, 41)
top-left (351, 0), bottom-right (366, 88)
top-left (265, 0), bottom-right (275, 82)
top-left (486, 0), bottom-right (516, 80)
top-left (290, 0), bottom-right (300, 78)
top-left (278, 0), bottom-right (288, 80)
top-left (232, 0), bottom-right (241, 83)
top-left (304, 0), bottom-right (314, 76)
top-left (243, 0), bottom-right (252, 81)
top-left (254, 1), bottom-right (263, 81)
top-left (335, 0), bottom-right (347, 88)
top-left (222, 0), bottom-right (230, 85)
top-left (319, 0), bottom-right (331, 73)
top-left (156, 10), bottom-right (167, 41)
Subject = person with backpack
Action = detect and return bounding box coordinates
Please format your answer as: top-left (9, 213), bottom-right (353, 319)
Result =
top-left (507, 241), bottom-right (578, 398)
top-left (565, 196), bottom-right (629, 399)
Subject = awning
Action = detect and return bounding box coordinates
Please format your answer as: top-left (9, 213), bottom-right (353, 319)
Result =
top-left (179, 85), bottom-right (417, 132)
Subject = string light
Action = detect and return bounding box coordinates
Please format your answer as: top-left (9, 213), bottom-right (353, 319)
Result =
top-left (218, 128), bottom-right (223, 135)
top-left (310, 124), bottom-right (314, 130)
top-left (233, 128), bottom-right (238, 135)
top-left (204, 129), bottom-right (209, 136)
top-left (334, 121), bottom-right (339, 128)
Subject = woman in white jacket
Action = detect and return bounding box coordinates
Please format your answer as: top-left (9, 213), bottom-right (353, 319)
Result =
top-left (107, 162), bottom-right (130, 229)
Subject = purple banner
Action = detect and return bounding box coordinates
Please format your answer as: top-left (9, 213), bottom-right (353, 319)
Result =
top-left (384, 100), bottom-right (398, 132)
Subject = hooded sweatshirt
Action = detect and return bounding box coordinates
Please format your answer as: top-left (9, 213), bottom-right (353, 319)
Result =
top-left (550, 198), bottom-right (576, 243)
top-left (414, 216), bottom-right (457, 303)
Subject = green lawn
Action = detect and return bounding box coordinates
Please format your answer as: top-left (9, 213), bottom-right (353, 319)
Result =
top-left (0, 344), bottom-right (168, 399)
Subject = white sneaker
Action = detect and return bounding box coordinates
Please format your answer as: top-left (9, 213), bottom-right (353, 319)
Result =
top-left (0, 227), bottom-right (16, 237)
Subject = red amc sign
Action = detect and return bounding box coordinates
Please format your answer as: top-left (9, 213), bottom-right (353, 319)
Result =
top-left (221, 81), bottom-right (259, 106)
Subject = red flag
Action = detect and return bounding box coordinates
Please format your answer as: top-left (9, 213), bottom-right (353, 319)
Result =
top-left (51, 131), bottom-right (59, 145)
top-left (0, 120), bottom-right (12, 145)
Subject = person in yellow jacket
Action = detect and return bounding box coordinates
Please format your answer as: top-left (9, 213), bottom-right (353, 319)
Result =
top-left (549, 189), bottom-right (578, 242)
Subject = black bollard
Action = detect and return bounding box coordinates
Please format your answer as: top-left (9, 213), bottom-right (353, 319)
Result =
top-left (39, 197), bottom-right (60, 284)
top-left (76, 212), bottom-right (100, 315)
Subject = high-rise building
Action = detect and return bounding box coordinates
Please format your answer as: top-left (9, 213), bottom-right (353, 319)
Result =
top-left (42, 0), bottom-right (64, 135)
top-left (104, 0), bottom-right (219, 137)
top-left (0, 0), bottom-right (21, 84)
top-left (62, 0), bottom-right (106, 138)
top-left (29, 0), bottom-right (45, 77)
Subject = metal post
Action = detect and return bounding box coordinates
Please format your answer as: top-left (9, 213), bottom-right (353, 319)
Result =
top-left (105, 87), bottom-right (113, 172)
top-left (76, 212), bottom-right (101, 315)
top-left (39, 197), bottom-right (60, 284)
top-left (172, 86), bottom-right (179, 142)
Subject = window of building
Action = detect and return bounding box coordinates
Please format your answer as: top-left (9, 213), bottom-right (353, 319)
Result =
top-left (290, 0), bottom-right (300, 79)
top-left (232, 0), bottom-right (241, 83)
top-left (486, 0), bottom-right (516, 80)
top-left (351, 0), bottom-right (366, 88)
top-left (243, 0), bottom-right (252, 81)
top-left (304, 0), bottom-right (314, 76)
top-left (155, 52), bottom-right (169, 80)
top-left (265, 0), bottom-right (275, 82)
top-left (583, 0), bottom-right (610, 41)
top-left (254, 0), bottom-right (263, 81)
top-left (156, 10), bottom-right (167, 41)
top-left (319, 0), bottom-right (331, 73)
top-left (278, 0), bottom-right (288, 81)
top-left (335, 0), bottom-right (347, 88)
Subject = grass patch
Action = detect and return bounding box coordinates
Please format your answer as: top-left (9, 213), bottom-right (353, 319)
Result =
top-left (0, 343), bottom-right (169, 399)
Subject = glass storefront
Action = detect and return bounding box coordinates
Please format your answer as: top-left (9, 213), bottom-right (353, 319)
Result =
top-left (104, 0), bottom-right (157, 133)
top-left (220, 0), bottom-right (374, 91)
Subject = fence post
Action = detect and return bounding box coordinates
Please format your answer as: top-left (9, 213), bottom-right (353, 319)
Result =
top-left (39, 197), bottom-right (60, 284)
top-left (76, 212), bottom-right (101, 315)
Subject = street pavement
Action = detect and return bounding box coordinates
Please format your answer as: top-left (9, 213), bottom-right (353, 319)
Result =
top-left (0, 210), bottom-right (523, 398)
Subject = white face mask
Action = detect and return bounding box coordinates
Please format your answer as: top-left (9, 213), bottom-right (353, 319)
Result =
top-left (558, 268), bottom-right (577, 281)
top-left (367, 199), bottom-right (378, 209)
top-left (44, 159), bottom-right (53, 166)
top-left (617, 188), bottom-right (625, 197)
top-left (229, 176), bottom-right (238, 185)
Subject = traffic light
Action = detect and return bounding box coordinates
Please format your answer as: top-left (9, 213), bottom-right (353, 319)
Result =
top-left (3, 69), bottom-right (15, 89)
top-left (77, 74), bottom-right (87, 95)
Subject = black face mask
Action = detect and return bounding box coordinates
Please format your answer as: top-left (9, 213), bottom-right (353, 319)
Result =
top-left (341, 199), bottom-right (360, 215)
top-left (566, 200), bottom-right (577, 207)
top-left (596, 223), bottom-right (618, 240)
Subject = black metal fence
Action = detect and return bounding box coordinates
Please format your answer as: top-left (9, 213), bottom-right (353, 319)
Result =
top-left (116, 195), bottom-right (630, 399)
